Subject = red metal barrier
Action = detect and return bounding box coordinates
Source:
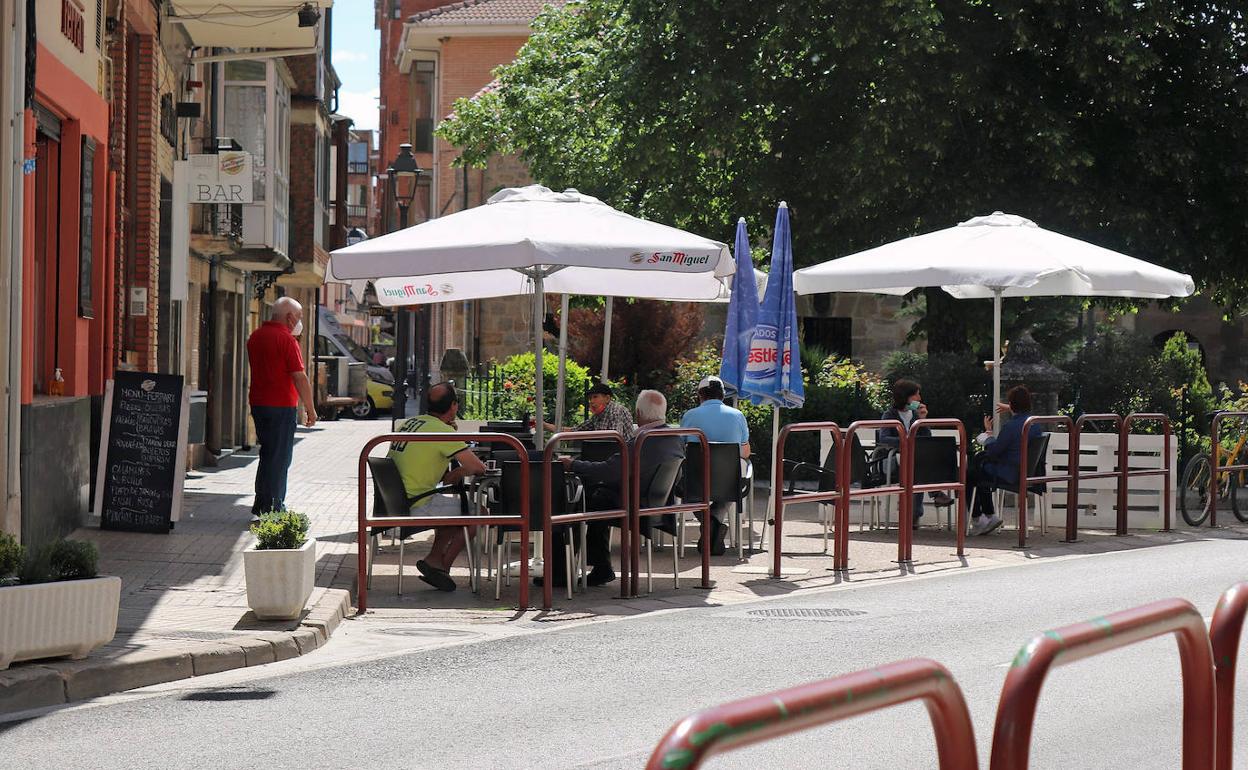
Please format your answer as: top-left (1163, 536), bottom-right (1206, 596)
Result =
top-left (990, 598), bottom-right (1216, 770)
top-left (630, 427), bottom-right (711, 597)
top-left (644, 658), bottom-right (978, 770)
top-left (356, 432), bottom-right (532, 613)
top-left (1209, 582), bottom-right (1248, 770)
top-left (1015, 416), bottom-right (1074, 549)
top-left (901, 419), bottom-right (968, 562)
top-left (772, 422), bottom-right (844, 576)
top-left (1121, 413), bottom-right (1172, 535)
top-left (1066, 414), bottom-right (1122, 543)
top-left (541, 431), bottom-right (631, 610)
top-left (836, 420), bottom-right (909, 571)
top-left (1209, 412), bottom-right (1248, 527)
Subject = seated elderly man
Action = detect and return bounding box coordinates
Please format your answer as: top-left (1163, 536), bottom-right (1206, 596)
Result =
top-left (543, 389), bottom-right (683, 588)
top-left (545, 382), bottom-right (635, 439)
top-left (679, 375), bottom-right (750, 555)
top-left (388, 382), bottom-right (485, 592)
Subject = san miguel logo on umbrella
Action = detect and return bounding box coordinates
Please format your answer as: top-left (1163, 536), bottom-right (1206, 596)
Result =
top-left (629, 251), bottom-right (711, 268)
top-left (381, 283), bottom-right (440, 299)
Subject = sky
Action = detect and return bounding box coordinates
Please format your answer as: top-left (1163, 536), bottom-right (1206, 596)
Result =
top-left (331, 0), bottom-right (380, 133)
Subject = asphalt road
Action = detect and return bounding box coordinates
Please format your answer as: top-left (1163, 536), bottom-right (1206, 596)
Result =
top-left (4, 538), bottom-right (1248, 769)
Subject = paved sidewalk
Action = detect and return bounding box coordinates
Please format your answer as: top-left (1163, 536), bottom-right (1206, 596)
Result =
top-left (5, 417), bottom-right (1244, 715)
top-left (0, 420), bottom-right (364, 715)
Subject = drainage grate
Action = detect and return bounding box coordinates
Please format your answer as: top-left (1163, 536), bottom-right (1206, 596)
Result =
top-left (746, 608), bottom-right (866, 620)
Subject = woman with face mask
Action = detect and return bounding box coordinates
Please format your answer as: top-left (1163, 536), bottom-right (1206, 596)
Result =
top-left (875, 379), bottom-right (952, 529)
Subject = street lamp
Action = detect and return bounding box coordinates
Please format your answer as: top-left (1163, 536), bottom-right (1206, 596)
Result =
top-left (345, 226), bottom-right (367, 247)
top-left (390, 143), bottom-right (420, 229)
top-left (387, 143), bottom-right (423, 420)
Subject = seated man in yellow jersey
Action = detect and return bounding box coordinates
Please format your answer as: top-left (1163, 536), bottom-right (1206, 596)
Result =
top-left (388, 382), bottom-right (486, 592)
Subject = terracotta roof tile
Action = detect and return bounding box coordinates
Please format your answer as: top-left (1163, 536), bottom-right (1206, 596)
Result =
top-left (408, 0), bottom-right (566, 27)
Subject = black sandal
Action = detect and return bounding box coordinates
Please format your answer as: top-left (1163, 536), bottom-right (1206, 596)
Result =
top-left (416, 560), bottom-right (456, 592)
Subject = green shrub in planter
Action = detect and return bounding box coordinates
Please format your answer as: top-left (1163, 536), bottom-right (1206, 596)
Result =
top-left (48, 540), bottom-right (98, 581)
top-left (0, 532), bottom-right (22, 580)
top-left (251, 510), bottom-right (310, 550)
top-left (18, 545), bottom-right (53, 584)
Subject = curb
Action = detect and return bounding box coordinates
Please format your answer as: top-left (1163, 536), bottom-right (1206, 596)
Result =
top-left (0, 588), bottom-right (353, 716)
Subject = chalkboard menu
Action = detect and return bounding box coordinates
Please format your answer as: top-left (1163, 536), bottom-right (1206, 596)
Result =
top-left (94, 372), bottom-right (190, 533)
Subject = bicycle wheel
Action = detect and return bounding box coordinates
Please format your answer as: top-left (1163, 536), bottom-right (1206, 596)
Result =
top-left (1233, 469), bottom-right (1248, 523)
top-left (1179, 454), bottom-right (1213, 526)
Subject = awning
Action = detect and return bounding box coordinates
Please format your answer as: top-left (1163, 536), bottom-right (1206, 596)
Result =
top-left (168, 0), bottom-right (333, 48)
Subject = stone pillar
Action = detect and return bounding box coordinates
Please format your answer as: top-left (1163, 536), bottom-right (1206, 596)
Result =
top-left (439, 347), bottom-right (470, 391)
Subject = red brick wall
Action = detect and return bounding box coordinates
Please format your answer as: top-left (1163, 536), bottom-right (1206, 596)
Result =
top-left (127, 33), bottom-right (159, 372)
top-left (288, 122), bottom-right (318, 264)
top-left (434, 36), bottom-right (528, 217)
top-left (377, 0), bottom-right (445, 185)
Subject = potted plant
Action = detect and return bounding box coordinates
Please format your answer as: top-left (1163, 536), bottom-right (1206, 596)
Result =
top-left (243, 511), bottom-right (315, 621)
top-left (0, 534), bottom-right (121, 670)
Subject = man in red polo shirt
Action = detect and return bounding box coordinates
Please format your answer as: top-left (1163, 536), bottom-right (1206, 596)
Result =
top-left (248, 296), bottom-right (317, 520)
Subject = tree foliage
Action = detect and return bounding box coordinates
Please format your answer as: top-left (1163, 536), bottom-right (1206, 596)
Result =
top-left (439, 0), bottom-right (1248, 352)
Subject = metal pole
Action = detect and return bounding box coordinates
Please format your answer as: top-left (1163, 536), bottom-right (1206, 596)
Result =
top-left (391, 202), bottom-right (411, 421)
top-left (532, 271), bottom-right (546, 576)
top-left (555, 293), bottom-right (569, 429)
top-left (992, 288), bottom-right (1003, 434)
top-left (600, 295), bottom-right (613, 381)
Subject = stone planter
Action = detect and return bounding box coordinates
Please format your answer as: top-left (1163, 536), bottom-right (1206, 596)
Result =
top-left (0, 576), bottom-right (122, 670)
top-left (243, 539), bottom-right (316, 621)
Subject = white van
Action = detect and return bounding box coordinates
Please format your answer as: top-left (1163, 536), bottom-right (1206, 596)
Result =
top-left (316, 306), bottom-right (393, 384)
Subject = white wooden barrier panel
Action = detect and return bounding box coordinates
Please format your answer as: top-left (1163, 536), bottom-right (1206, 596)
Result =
top-left (1046, 432), bottom-right (1180, 530)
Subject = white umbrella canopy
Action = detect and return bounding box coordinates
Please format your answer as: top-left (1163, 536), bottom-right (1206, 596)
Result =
top-left (793, 212), bottom-right (1195, 298)
top-left (792, 212), bottom-right (1196, 419)
top-left (367, 266), bottom-right (766, 307)
top-left (327, 185), bottom-right (733, 282)
top-left (326, 184), bottom-right (733, 445)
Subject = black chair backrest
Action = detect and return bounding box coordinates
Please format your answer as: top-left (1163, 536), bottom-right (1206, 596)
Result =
top-left (500, 460), bottom-right (567, 528)
top-left (368, 456), bottom-right (410, 517)
top-left (816, 443), bottom-right (838, 493)
top-left (487, 420), bottom-right (524, 429)
top-left (849, 432), bottom-right (869, 486)
top-left (579, 439), bottom-right (619, 463)
top-left (481, 425), bottom-right (535, 450)
top-left (683, 442), bottom-right (743, 504)
top-left (1026, 433), bottom-right (1051, 490)
top-left (912, 436), bottom-right (959, 486)
top-left (644, 457), bottom-right (684, 509)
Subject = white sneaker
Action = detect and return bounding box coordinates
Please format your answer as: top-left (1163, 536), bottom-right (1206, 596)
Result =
top-left (969, 516), bottom-right (988, 536)
top-left (979, 514), bottom-right (1003, 535)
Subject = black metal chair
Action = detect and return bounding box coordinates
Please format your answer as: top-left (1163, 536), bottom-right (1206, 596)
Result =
top-left (365, 456), bottom-right (473, 595)
top-left (781, 443), bottom-right (839, 553)
top-left (681, 442), bottom-right (753, 558)
top-left (578, 439), bottom-right (619, 463)
top-left (912, 436), bottom-right (960, 530)
top-left (637, 456), bottom-right (685, 592)
top-left (490, 460), bottom-right (581, 600)
top-left (970, 433), bottom-right (1051, 533)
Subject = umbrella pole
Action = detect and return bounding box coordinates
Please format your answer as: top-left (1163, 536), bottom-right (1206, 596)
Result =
top-left (532, 271), bottom-right (546, 577)
top-left (993, 288), bottom-right (1003, 433)
top-left (555, 293), bottom-right (570, 429)
top-left (600, 296), bottom-right (613, 381)
top-left (765, 405), bottom-right (779, 521)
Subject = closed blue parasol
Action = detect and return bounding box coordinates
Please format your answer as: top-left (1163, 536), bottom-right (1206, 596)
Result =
top-left (719, 218), bottom-right (760, 397)
top-left (742, 202), bottom-right (803, 408)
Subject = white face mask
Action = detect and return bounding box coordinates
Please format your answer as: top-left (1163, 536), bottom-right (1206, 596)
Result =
top-left (291, 319), bottom-right (304, 336)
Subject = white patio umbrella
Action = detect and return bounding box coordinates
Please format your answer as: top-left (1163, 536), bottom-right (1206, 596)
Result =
top-left (327, 184), bottom-right (733, 445)
top-left (364, 266), bottom-right (766, 428)
top-left (793, 212), bottom-right (1195, 418)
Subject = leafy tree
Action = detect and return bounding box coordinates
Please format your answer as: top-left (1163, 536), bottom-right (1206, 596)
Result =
top-left (439, 1), bottom-right (1248, 352)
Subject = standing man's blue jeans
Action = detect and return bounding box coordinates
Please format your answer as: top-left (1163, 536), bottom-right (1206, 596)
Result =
top-left (252, 406), bottom-right (297, 515)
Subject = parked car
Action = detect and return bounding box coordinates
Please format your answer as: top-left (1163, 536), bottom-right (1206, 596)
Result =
top-left (352, 377), bottom-right (394, 420)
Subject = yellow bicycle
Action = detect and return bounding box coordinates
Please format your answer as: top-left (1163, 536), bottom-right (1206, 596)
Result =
top-left (1179, 412), bottom-right (1248, 525)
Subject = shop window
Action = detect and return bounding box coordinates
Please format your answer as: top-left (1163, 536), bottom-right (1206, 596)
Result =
top-left (412, 61), bottom-right (434, 153)
top-left (78, 136), bottom-right (95, 318)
